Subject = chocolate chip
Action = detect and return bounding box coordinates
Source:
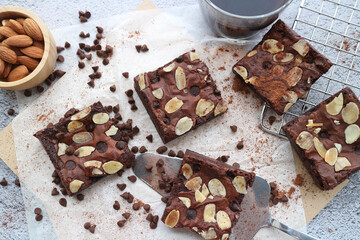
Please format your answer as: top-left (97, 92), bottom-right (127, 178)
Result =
top-left (122, 212), bottom-right (130, 219)
top-left (190, 86), bottom-right (200, 96)
top-left (131, 146), bottom-right (138, 153)
top-left (14, 179), bottom-right (20, 187)
top-left (161, 197), bottom-right (168, 204)
top-left (117, 170), bottom-right (124, 177)
top-left (132, 126), bottom-right (140, 135)
top-left (95, 141), bottom-right (108, 153)
top-left (105, 45), bottom-right (113, 54)
top-left (132, 202), bottom-right (140, 210)
top-left (185, 209), bottom-right (197, 220)
top-left (94, 72), bottom-right (102, 79)
top-left (128, 175), bottom-right (137, 183)
top-left (64, 42), bottom-right (71, 48)
top-left (122, 72), bottom-right (129, 78)
top-left (176, 150), bottom-right (184, 158)
top-left (51, 188), bottom-right (59, 196)
top-left (112, 104), bottom-right (119, 114)
top-left (79, 31), bottom-right (86, 38)
top-left (84, 45), bottom-right (91, 52)
top-left (52, 171), bottom-right (58, 178)
top-left (117, 220), bottom-right (126, 228)
top-left (54, 69), bottom-right (66, 77)
top-left (0, 178), bottom-right (8, 186)
top-left (280, 195), bottom-right (288, 202)
top-left (96, 26), bottom-right (103, 33)
top-left (59, 198), bottom-right (67, 207)
top-left (86, 122), bottom-right (95, 132)
top-left (105, 105), bottom-right (113, 113)
top-left (92, 66), bottom-right (99, 72)
top-left (116, 141), bottom-right (127, 150)
top-left (230, 125), bottom-right (237, 132)
top-left (110, 85), bottom-right (116, 92)
top-left (88, 225), bottom-right (96, 234)
top-left (139, 146), bottom-right (147, 153)
top-left (96, 33), bottom-right (102, 39)
top-left (168, 150), bottom-right (176, 157)
top-left (52, 177), bottom-right (60, 184)
top-left (150, 222), bottom-right (157, 229)
top-left (84, 222), bottom-right (91, 229)
top-left (76, 194), bottom-right (84, 201)
top-left (65, 146), bottom-right (75, 155)
top-left (79, 43), bottom-right (85, 49)
top-left (232, 162), bottom-right (240, 169)
top-left (146, 134), bottom-right (153, 142)
top-left (24, 89), bottom-right (31, 97)
top-left (34, 208), bottom-right (42, 215)
top-left (56, 46), bottom-right (64, 53)
top-left (125, 89), bottom-right (133, 97)
top-left (153, 101), bottom-right (160, 109)
top-left (84, 11), bottom-right (91, 19)
top-left (113, 200), bottom-right (120, 210)
top-left (269, 116), bottom-right (276, 125)
top-left (35, 214), bottom-right (43, 221)
top-left (143, 204), bottom-right (150, 212)
top-left (140, 44), bottom-right (149, 52)
top-left (61, 188), bottom-right (68, 196)
top-left (117, 183), bottom-right (126, 191)
top-left (237, 141), bottom-right (244, 150)
top-left (103, 58), bottom-right (109, 65)
top-left (7, 108), bottom-right (15, 115)
top-left (36, 86), bottom-right (44, 93)
top-left (85, 54), bottom-right (92, 60)
top-left (135, 45), bottom-right (141, 52)
top-left (156, 146), bottom-right (168, 154)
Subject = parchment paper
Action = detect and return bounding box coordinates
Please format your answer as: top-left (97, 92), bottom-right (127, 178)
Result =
top-left (12, 6), bottom-right (307, 240)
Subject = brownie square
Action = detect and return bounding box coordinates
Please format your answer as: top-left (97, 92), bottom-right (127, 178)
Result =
top-left (283, 88), bottom-right (360, 190)
top-left (134, 51), bottom-right (227, 143)
top-left (161, 150), bottom-right (255, 239)
top-left (232, 19), bottom-right (333, 115)
top-left (34, 102), bottom-right (135, 196)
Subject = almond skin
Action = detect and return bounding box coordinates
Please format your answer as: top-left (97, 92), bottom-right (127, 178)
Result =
top-left (7, 65), bottom-right (29, 82)
top-left (32, 40), bottom-right (44, 50)
top-left (17, 56), bottom-right (39, 71)
top-left (0, 63), bottom-right (12, 78)
top-left (0, 46), bottom-right (17, 64)
top-left (0, 26), bottom-right (18, 38)
top-left (8, 19), bottom-right (26, 34)
top-left (4, 35), bottom-right (33, 47)
top-left (23, 18), bottom-right (43, 41)
top-left (20, 46), bottom-right (43, 59)
top-left (16, 18), bottom-right (25, 25)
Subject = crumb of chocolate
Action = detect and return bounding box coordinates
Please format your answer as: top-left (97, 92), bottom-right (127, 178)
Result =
top-left (122, 72), bottom-right (129, 78)
top-left (7, 108), bottom-right (15, 116)
top-left (269, 116), bottom-right (276, 125)
top-left (59, 198), bottom-right (67, 207)
top-left (176, 150), bottom-right (184, 158)
top-left (113, 200), bottom-right (120, 210)
top-left (292, 174), bottom-right (305, 187)
top-left (34, 208), bottom-right (42, 215)
top-left (131, 146), bottom-right (139, 153)
top-left (0, 178), bottom-right (8, 186)
top-left (128, 175), bottom-right (137, 183)
top-left (230, 125), bottom-right (237, 132)
top-left (139, 146), bottom-right (147, 153)
top-left (156, 146), bottom-right (168, 154)
top-left (76, 194), bottom-right (85, 201)
top-left (146, 134), bottom-right (153, 142)
top-left (117, 183), bottom-right (126, 191)
top-left (236, 140), bottom-right (244, 150)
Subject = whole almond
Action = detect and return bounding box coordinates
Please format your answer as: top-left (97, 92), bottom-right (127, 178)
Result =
top-left (2, 19), bottom-right (10, 26)
top-left (23, 18), bottom-right (43, 41)
top-left (7, 65), bottom-right (29, 82)
top-left (1, 63), bottom-right (12, 78)
top-left (4, 35), bottom-right (33, 47)
top-left (0, 26), bottom-right (18, 38)
top-left (0, 59), bottom-right (4, 76)
top-left (32, 41), bottom-right (44, 50)
top-left (8, 19), bottom-right (26, 34)
top-left (17, 56), bottom-right (39, 71)
top-left (16, 18), bottom-right (25, 25)
top-left (20, 46), bottom-right (43, 59)
top-left (0, 46), bottom-right (17, 64)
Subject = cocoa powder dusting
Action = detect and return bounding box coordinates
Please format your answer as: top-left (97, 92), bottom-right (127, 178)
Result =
top-left (292, 174), bottom-right (305, 187)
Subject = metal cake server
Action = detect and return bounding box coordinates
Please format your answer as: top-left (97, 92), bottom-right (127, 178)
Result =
top-left (133, 153), bottom-right (317, 240)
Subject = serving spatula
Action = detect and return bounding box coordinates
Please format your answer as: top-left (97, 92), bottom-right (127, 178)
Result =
top-left (133, 152), bottom-right (317, 240)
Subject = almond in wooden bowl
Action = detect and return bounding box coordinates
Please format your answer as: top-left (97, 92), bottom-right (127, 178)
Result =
top-left (0, 6), bottom-right (56, 90)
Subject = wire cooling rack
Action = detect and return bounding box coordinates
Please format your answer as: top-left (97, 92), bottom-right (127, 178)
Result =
top-left (260, 0), bottom-right (360, 138)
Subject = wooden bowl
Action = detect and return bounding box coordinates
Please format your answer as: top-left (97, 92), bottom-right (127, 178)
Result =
top-left (0, 6), bottom-right (57, 90)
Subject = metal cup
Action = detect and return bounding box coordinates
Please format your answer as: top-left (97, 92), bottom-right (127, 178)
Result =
top-left (198, 0), bottom-right (293, 39)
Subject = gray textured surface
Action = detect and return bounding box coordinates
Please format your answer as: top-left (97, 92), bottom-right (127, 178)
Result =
top-left (0, 0), bottom-right (359, 239)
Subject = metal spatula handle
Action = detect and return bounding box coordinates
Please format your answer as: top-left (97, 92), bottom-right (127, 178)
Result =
top-left (268, 217), bottom-right (318, 240)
